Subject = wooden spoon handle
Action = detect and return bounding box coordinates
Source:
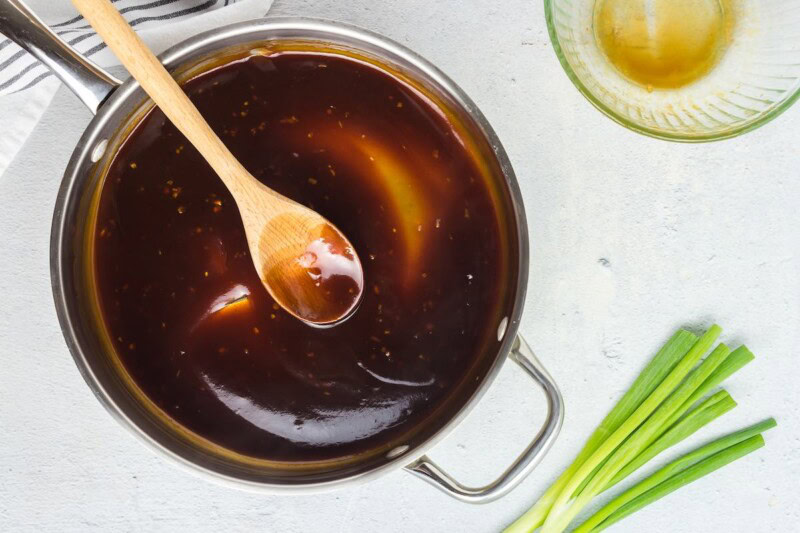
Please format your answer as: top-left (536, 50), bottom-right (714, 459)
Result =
top-left (70, 0), bottom-right (248, 197)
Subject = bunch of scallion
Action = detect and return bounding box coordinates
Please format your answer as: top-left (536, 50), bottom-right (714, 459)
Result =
top-left (505, 325), bottom-right (776, 533)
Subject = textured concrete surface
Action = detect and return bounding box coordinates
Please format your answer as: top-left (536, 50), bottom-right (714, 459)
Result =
top-left (1, 0), bottom-right (799, 531)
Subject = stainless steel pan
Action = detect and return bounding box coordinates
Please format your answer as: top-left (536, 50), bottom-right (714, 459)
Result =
top-left (0, 0), bottom-right (563, 502)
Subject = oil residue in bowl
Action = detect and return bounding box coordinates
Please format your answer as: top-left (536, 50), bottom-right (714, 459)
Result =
top-left (594, 0), bottom-right (733, 90)
top-left (93, 50), bottom-right (515, 462)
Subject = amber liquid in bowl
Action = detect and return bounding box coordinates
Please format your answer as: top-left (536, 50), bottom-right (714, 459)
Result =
top-left (594, 0), bottom-right (733, 89)
top-left (93, 50), bottom-right (514, 462)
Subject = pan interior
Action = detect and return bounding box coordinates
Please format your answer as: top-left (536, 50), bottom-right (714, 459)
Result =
top-left (61, 30), bottom-right (523, 486)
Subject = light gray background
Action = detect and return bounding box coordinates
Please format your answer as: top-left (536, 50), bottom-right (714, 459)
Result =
top-left (1, 0), bottom-right (798, 531)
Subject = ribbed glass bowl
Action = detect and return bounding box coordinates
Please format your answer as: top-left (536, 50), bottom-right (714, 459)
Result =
top-left (545, 0), bottom-right (800, 142)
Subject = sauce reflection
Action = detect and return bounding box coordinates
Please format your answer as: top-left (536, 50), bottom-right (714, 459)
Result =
top-left (201, 372), bottom-right (415, 445)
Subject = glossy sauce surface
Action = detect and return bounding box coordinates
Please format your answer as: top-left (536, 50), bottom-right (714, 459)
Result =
top-left (94, 51), bottom-right (510, 461)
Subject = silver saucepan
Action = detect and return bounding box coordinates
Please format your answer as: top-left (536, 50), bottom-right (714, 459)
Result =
top-left (0, 0), bottom-right (563, 502)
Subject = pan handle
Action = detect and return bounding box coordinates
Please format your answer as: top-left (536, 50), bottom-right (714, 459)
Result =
top-left (404, 334), bottom-right (564, 503)
top-left (0, 0), bottom-right (119, 113)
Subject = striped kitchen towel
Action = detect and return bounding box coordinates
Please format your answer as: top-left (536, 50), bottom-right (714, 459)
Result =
top-left (0, 0), bottom-right (259, 95)
top-left (0, 0), bottom-right (272, 178)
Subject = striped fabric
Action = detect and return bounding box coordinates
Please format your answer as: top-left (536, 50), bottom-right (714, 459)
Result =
top-left (0, 0), bottom-right (244, 95)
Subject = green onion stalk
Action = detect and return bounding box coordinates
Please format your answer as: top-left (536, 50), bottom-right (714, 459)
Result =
top-left (504, 325), bottom-right (773, 533)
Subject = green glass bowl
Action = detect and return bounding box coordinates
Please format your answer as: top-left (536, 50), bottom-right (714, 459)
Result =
top-left (544, 0), bottom-right (800, 142)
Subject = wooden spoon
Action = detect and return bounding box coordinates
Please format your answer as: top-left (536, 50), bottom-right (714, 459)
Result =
top-left (71, 0), bottom-right (364, 326)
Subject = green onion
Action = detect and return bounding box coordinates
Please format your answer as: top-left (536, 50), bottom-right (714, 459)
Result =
top-left (660, 345), bottom-right (754, 432)
top-left (603, 346), bottom-right (754, 489)
top-left (540, 326), bottom-right (723, 533)
top-left (505, 326), bottom-right (774, 533)
top-left (606, 389), bottom-right (736, 488)
top-left (593, 436), bottom-right (763, 531)
top-left (578, 419), bottom-right (776, 532)
top-left (504, 329), bottom-right (698, 533)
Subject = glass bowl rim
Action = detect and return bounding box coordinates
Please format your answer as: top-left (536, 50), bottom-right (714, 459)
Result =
top-left (543, 0), bottom-right (800, 143)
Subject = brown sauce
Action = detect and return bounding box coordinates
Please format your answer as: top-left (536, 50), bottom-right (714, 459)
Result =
top-left (94, 50), bottom-right (512, 462)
